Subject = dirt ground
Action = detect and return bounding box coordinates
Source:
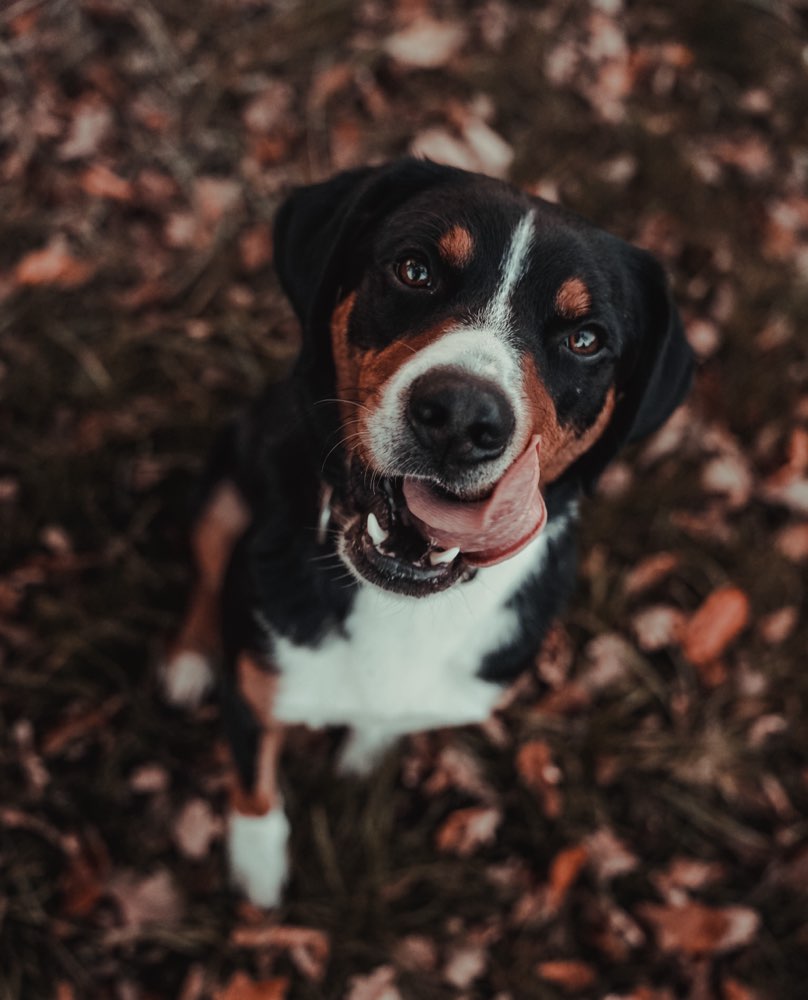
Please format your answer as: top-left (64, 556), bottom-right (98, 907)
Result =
top-left (2, 1), bottom-right (808, 998)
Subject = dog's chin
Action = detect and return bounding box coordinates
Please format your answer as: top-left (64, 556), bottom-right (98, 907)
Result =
top-left (328, 461), bottom-right (477, 598)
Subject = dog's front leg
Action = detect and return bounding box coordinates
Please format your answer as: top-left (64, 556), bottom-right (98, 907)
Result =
top-left (227, 652), bottom-right (290, 909)
top-left (161, 481), bottom-right (251, 708)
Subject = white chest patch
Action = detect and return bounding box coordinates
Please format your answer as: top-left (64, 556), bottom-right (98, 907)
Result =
top-left (270, 527), bottom-right (556, 736)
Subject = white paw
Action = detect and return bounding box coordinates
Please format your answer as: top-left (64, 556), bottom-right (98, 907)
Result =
top-left (228, 809), bottom-right (290, 908)
top-left (159, 650), bottom-right (215, 709)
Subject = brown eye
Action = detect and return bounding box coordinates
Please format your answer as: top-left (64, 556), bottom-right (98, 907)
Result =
top-left (396, 257), bottom-right (432, 288)
top-left (565, 328), bottom-right (603, 356)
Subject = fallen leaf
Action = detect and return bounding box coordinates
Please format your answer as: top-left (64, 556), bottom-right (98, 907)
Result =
top-left (79, 163), bottom-right (134, 201)
top-left (215, 972), bottom-right (288, 1000)
top-left (423, 744), bottom-right (496, 802)
top-left (701, 453), bottom-right (754, 509)
top-left (515, 740), bottom-right (562, 817)
top-left (194, 176), bottom-right (242, 227)
top-left (14, 237), bottom-right (95, 288)
top-left (579, 633), bottom-right (643, 693)
top-left (435, 805), bottom-right (501, 856)
top-left (443, 943), bottom-right (487, 989)
top-left (585, 828), bottom-right (640, 882)
top-left (652, 856), bottom-right (727, 902)
top-left (546, 844), bottom-right (589, 912)
top-left (622, 552), bottom-right (681, 597)
top-left (630, 605), bottom-right (686, 652)
top-left (392, 935), bottom-right (438, 972)
top-left (383, 18), bottom-right (467, 69)
top-left (107, 869), bottom-right (183, 932)
top-left (344, 965), bottom-right (401, 1000)
top-left (173, 798), bottom-right (222, 860)
top-left (681, 586), bottom-right (750, 666)
top-left (757, 606), bottom-right (798, 645)
top-left (775, 522), bottom-right (808, 561)
top-left (637, 900), bottom-right (759, 955)
top-left (230, 924), bottom-right (329, 980)
top-left (722, 978), bottom-right (762, 1000)
top-left (239, 224), bottom-right (273, 272)
top-left (59, 94), bottom-right (113, 159)
top-left (536, 960), bottom-right (596, 991)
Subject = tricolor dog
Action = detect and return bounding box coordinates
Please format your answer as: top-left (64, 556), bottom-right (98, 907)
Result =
top-left (162, 159), bottom-right (693, 907)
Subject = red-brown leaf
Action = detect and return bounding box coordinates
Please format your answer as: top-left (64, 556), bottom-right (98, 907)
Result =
top-left (637, 900), bottom-right (759, 955)
top-left (681, 586), bottom-right (750, 666)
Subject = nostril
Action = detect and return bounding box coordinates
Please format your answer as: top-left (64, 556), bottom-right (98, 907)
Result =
top-left (469, 422), bottom-right (504, 451)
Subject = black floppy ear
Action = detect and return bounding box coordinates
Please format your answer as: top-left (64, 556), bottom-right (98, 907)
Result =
top-left (273, 158), bottom-right (458, 337)
top-left (575, 249), bottom-right (694, 490)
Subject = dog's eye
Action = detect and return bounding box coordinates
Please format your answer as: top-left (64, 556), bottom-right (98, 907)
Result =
top-left (396, 257), bottom-right (432, 288)
top-left (565, 328), bottom-right (603, 356)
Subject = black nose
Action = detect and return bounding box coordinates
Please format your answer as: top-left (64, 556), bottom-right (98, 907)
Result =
top-left (406, 369), bottom-right (515, 468)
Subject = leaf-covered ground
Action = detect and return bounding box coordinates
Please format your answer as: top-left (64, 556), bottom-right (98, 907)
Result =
top-left (2, 1), bottom-right (808, 998)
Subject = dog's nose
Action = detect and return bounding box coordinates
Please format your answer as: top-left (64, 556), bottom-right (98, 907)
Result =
top-left (406, 369), bottom-right (515, 467)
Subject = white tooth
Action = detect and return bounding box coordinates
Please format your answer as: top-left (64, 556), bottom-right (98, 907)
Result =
top-left (429, 546), bottom-right (460, 566)
top-left (366, 512), bottom-right (388, 546)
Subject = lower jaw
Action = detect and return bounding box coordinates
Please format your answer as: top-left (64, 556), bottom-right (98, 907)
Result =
top-left (339, 524), bottom-right (472, 597)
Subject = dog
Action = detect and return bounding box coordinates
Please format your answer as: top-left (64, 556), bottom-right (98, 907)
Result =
top-left (161, 158), bottom-right (694, 907)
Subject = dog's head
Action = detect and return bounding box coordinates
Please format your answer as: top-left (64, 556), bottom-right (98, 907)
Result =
top-left (274, 159), bottom-right (693, 596)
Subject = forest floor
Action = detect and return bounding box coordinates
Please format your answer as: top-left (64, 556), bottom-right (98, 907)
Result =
top-left (2, 1), bottom-right (808, 998)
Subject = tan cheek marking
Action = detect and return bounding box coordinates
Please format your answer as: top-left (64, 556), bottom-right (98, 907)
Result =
top-left (329, 297), bottom-right (458, 467)
top-left (555, 277), bottom-right (591, 319)
top-left (522, 358), bottom-right (616, 482)
top-left (438, 225), bottom-right (475, 267)
top-left (231, 653), bottom-right (283, 816)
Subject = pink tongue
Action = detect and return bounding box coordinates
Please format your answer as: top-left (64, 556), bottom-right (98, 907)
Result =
top-left (402, 435), bottom-right (547, 568)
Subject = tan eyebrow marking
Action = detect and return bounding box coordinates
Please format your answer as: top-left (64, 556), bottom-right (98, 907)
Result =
top-left (555, 277), bottom-right (591, 319)
top-left (438, 225), bottom-right (475, 267)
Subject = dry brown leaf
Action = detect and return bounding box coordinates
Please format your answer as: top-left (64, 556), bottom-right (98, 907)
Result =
top-left (546, 844), bottom-right (589, 912)
top-left (757, 606), bottom-right (798, 645)
top-left (630, 605), bottom-right (686, 652)
top-left (383, 19), bottom-right (467, 69)
top-left (423, 744), bottom-right (496, 802)
top-left (579, 633), bottom-right (642, 694)
top-left (230, 924), bottom-right (329, 980)
top-left (536, 960), bottom-right (596, 992)
top-left (193, 177), bottom-right (242, 227)
top-left (42, 697), bottom-right (124, 756)
top-left (107, 868), bottom-right (183, 931)
top-left (515, 740), bottom-right (562, 817)
top-left (59, 94), bottom-right (113, 159)
top-left (701, 453), bottom-right (754, 509)
top-left (623, 552), bottom-right (681, 597)
top-left (443, 943), bottom-right (487, 989)
top-left (14, 238), bottom-right (95, 288)
top-left (173, 798), bottom-right (222, 860)
top-left (239, 224), bottom-right (273, 272)
top-left (585, 828), bottom-right (640, 882)
top-left (637, 900), bottom-right (759, 955)
top-left (392, 935), bottom-right (438, 972)
top-left (722, 978), bottom-right (762, 1000)
top-left (652, 856), bottom-right (727, 902)
top-left (79, 163), bottom-right (134, 201)
top-left (344, 965), bottom-right (401, 1000)
top-left (681, 586), bottom-right (750, 666)
top-left (774, 522), bottom-right (808, 561)
top-left (215, 972), bottom-right (288, 1000)
top-left (435, 805), bottom-right (501, 856)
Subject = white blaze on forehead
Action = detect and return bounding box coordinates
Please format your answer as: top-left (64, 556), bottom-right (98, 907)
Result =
top-left (479, 210), bottom-right (536, 333)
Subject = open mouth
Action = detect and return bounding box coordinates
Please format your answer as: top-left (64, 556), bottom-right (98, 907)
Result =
top-left (325, 435), bottom-right (547, 597)
top-left (332, 464), bottom-right (473, 596)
